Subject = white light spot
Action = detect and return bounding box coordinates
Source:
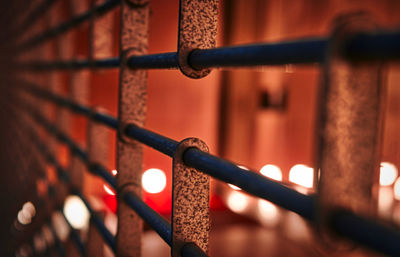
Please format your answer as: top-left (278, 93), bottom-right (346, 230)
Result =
top-left (380, 162), bottom-right (398, 186)
top-left (112, 169), bottom-right (117, 176)
top-left (227, 191), bottom-right (249, 213)
top-left (22, 202), bottom-right (36, 217)
top-left (289, 164), bottom-right (314, 188)
top-left (142, 168), bottom-right (167, 194)
top-left (103, 184), bottom-right (115, 196)
top-left (63, 195), bottom-right (90, 229)
top-left (394, 177), bottom-right (400, 201)
top-left (17, 210), bottom-right (31, 225)
top-left (260, 164), bottom-right (282, 181)
top-left (228, 184), bottom-right (241, 190)
top-left (258, 199), bottom-right (279, 226)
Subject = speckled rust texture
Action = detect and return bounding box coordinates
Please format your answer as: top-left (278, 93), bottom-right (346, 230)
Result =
top-left (178, 0), bottom-right (218, 78)
top-left (116, 1), bottom-right (149, 257)
top-left (172, 138), bottom-right (210, 257)
top-left (317, 13), bottom-right (383, 224)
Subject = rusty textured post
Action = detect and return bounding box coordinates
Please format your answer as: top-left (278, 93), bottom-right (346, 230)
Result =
top-left (172, 138), bottom-right (210, 257)
top-left (317, 13), bottom-right (383, 247)
top-left (116, 0), bottom-right (149, 256)
top-left (177, 0), bottom-right (218, 79)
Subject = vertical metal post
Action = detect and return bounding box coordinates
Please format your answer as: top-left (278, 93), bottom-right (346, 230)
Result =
top-left (177, 0), bottom-right (218, 79)
top-left (317, 13), bottom-right (383, 246)
top-left (172, 138), bottom-right (210, 257)
top-left (116, 0), bottom-right (149, 256)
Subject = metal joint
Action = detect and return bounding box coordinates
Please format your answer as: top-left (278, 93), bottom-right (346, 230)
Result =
top-left (316, 12), bottom-right (383, 250)
top-left (177, 0), bottom-right (218, 79)
top-left (172, 138), bottom-right (210, 257)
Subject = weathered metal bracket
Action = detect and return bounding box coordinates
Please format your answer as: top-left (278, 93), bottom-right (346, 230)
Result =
top-left (177, 0), bottom-right (218, 79)
top-left (116, 1), bottom-right (149, 256)
top-left (316, 12), bottom-right (383, 248)
top-left (172, 138), bottom-right (210, 257)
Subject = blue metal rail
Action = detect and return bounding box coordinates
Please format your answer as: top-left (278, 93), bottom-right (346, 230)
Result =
top-left (14, 80), bottom-right (400, 256)
top-left (17, 29), bottom-right (400, 71)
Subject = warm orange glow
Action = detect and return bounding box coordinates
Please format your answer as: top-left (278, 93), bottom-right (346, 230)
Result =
top-left (289, 164), bottom-right (314, 188)
top-left (142, 168), bottom-right (167, 194)
top-left (380, 162), bottom-right (398, 186)
top-left (260, 164), bottom-right (282, 181)
top-left (257, 199), bottom-right (279, 226)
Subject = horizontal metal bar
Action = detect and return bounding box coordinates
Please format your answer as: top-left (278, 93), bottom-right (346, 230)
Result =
top-left (183, 148), bottom-right (316, 220)
top-left (344, 30), bottom-right (400, 61)
top-left (19, 58), bottom-right (120, 70)
top-left (16, 80), bottom-right (400, 256)
top-left (127, 52), bottom-right (178, 69)
top-left (331, 210), bottom-right (400, 256)
top-left (124, 124), bottom-right (178, 157)
top-left (73, 190), bottom-right (116, 252)
top-left (122, 192), bottom-right (171, 245)
top-left (16, 29), bottom-right (400, 71)
top-left (9, 0), bottom-right (56, 41)
top-left (90, 164), bottom-right (117, 189)
top-left (17, 0), bottom-right (121, 52)
top-left (190, 38), bottom-right (327, 68)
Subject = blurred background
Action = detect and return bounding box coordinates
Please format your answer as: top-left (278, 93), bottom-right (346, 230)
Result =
top-left (1, 0), bottom-right (400, 256)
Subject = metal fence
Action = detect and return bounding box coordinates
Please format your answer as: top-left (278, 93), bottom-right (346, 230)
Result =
top-left (5, 0), bottom-right (400, 256)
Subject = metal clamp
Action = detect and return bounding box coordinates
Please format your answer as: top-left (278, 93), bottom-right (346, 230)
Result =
top-left (177, 0), bottom-right (218, 79)
top-left (316, 12), bottom-right (383, 249)
top-left (172, 138), bottom-right (210, 257)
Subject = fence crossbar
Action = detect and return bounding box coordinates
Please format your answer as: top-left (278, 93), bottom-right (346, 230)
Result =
top-left (19, 109), bottom-right (117, 252)
top-left (16, 29), bottom-right (400, 70)
top-left (9, 0), bottom-right (56, 41)
top-left (17, 0), bottom-right (120, 52)
top-left (13, 88), bottom-right (208, 257)
top-left (15, 80), bottom-right (400, 256)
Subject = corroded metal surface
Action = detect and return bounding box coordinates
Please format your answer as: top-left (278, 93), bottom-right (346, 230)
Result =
top-left (172, 138), bottom-right (210, 257)
top-left (177, 0), bottom-right (218, 78)
top-left (317, 13), bottom-right (383, 245)
top-left (116, 1), bottom-right (149, 256)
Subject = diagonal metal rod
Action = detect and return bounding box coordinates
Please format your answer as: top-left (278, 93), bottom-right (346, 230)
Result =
top-left (13, 80), bottom-right (400, 256)
top-left (15, 29), bottom-right (400, 70)
top-left (16, 0), bottom-right (121, 52)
